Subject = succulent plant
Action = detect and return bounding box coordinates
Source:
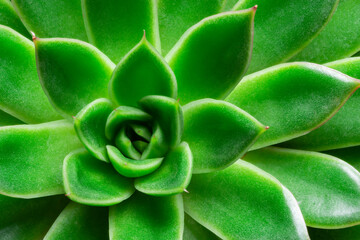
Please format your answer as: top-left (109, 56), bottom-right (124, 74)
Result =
top-left (1, 0), bottom-right (360, 239)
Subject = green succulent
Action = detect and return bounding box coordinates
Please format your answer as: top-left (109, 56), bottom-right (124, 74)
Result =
top-left (1, 0), bottom-right (360, 239)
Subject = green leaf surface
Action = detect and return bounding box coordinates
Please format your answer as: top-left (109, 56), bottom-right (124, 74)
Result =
top-left (139, 95), bottom-right (183, 148)
top-left (282, 58), bottom-right (360, 151)
top-left (63, 149), bottom-right (135, 206)
top-left (109, 192), bottom-right (183, 240)
top-left (141, 123), bottom-right (168, 160)
top-left (0, 25), bottom-right (61, 123)
top-left (166, 8), bottom-right (255, 104)
top-left (308, 226), bottom-right (360, 240)
top-left (12, 0), bottom-right (87, 41)
top-left (35, 37), bottom-right (115, 118)
top-left (221, 0), bottom-right (239, 11)
top-left (233, 0), bottom-right (339, 73)
top-left (0, 0), bottom-right (29, 37)
top-left (135, 142), bottom-right (192, 196)
top-left (107, 145), bottom-right (163, 178)
top-left (0, 120), bottom-right (82, 198)
top-left (109, 36), bottom-right (177, 108)
top-left (44, 202), bottom-right (108, 240)
top-left (157, 0), bottom-right (224, 54)
top-left (82, 0), bottom-right (160, 63)
top-left (114, 128), bottom-right (141, 160)
top-left (226, 62), bottom-right (360, 149)
top-left (244, 147), bottom-right (360, 228)
top-left (131, 123), bottom-right (151, 142)
top-left (0, 110), bottom-right (22, 126)
top-left (183, 160), bottom-right (309, 240)
top-left (184, 214), bottom-right (220, 240)
top-left (324, 146), bottom-right (360, 172)
top-left (291, 0), bottom-right (360, 63)
top-left (74, 98), bottom-right (114, 162)
top-left (183, 99), bottom-right (265, 173)
top-left (0, 194), bottom-right (68, 240)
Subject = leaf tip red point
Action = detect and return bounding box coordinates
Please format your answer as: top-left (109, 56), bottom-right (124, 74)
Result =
top-left (30, 31), bottom-right (37, 41)
top-left (265, 126), bottom-right (270, 130)
top-left (142, 29), bottom-right (146, 40)
top-left (65, 193), bottom-right (71, 196)
top-left (252, 5), bottom-right (258, 11)
top-left (72, 116), bottom-right (77, 120)
top-left (184, 189), bottom-right (189, 193)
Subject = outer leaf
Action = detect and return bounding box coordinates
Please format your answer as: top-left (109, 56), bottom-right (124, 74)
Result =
top-left (166, 8), bottom-right (255, 104)
top-left (0, 194), bottom-right (68, 240)
top-left (282, 58), bottom-right (360, 151)
top-left (44, 202), bottom-right (108, 240)
top-left (63, 149), bottom-right (135, 206)
top-left (292, 0), bottom-right (360, 63)
top-left (109, 37), bottom-right (177, 107)
top-left (182, 99), bottom-right (266, 173)
top-left (135, 142), bottom-right (192, 196)
top-left (244, 147), bottom-right (360, 228)
top-left (0, 120), bottom-right (82, 198)
top-left (0, 0), bottom-right (29, 37)
top-left (82, 0), bottom-right (160, 63)
top-left (183, 160), bottom-right (309, 240)
top-left (0, 110), bottom-right (22, 126)
top-left (0, 25), bottom-right (61, 123)
top-left (308, 226), bottom-right (360, 240)
top-left (109, 192), bottom-right (183, 240)
top-left (35, 37), bottom-right (115, 118)
top-left (324, 146), bottom-right (360, 172)
top-left (74, 98), bottom-right (114, 162)
top-left (12, 0), bottom-right (87, 41)
top-left (184, 214), bottom-right (220, 240)
top-left (233, 0), bottom-right (339, 73)
top-left (226, 62), bottom-right (360, 149)
top-left (157, 0), bottom-right (224, 54)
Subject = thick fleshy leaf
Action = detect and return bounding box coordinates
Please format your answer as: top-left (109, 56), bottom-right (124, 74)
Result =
top-left (35, 37), bottom-right (115, 118)
top-left (44, 202), bottom-right (108, 240)
top-left (244, 147), bottom-right (360, 228)
top-left (82, 0), bottom-right (160, 63)
top-left (226, 62), bottom-right (360, 149)
top-left (109, 192), bottom-right (183, 240)
top-left (282, 58), bottom-right (360, 151)
top-left (166, 8), bottom-right (255, 104)
top-left (291, 0), bottom-right (360, 63)
top-left (0, 0), bottom-right (29, 37)
top-left (141, 123), bottom-right (168, 159)
top-left (0, 120), bottom-right (82, 198)
top-left (74, 98), bottom-right (114, 162)
top-left (233, 0), bottom-right (338, 73)
top-left (0, 25), bottom-right (61, 123)
top-left (139, 95), bottom-right (183, 148)
top-left (184, 214), bottom-right (220, 240)
top-left (114, 128), bottom-right (141, 160)
top-left (107, 145), bottom-right (163, 178)
top-left (221, 0), bottom-right (239, 11)
top-left (135, 142), bottom-right (192, 196)
top-left (308, 225), bottom-right (360, 240)
top-left (63, 149), bottom-right (135, 206)
top-left (182, 99), bottom-right (265, 173)
top-left (12, 0), bottom-right (87, 41)
top-left (0, 194), bottom-right (68, 239)
top-left (109, 37), bottom-right (177, 108)
top-left (183, 160), bottom-right (309, 240)
top-left (324, 146), bottom-right (360, 172)
top-left (0, 110), bottom-right (22, 126)
top-left (157, 0), bottom-right (224, 54)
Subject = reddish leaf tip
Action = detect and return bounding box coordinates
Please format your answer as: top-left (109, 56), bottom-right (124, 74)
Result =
top-left (252, 5), bottom-right (258, 11)
top-left (142, 29), bottom-right (146, 39)
top-left (265, 126), bottom-right (270, 130)
top-left (184, 189), bottom-right (189, 193)
top-left (30, 31), bottom-right (37, 41)
top-left (72, 116), bottom-right (77, 120)
top-left (65, 193), bottom-right (71, 196)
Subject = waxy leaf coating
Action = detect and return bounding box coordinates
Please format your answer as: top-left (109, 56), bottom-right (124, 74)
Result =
top-left (0, 0), bottom-right (29, 37)
top-left (114, 128), bottom-right (142, 160)
top-left (226, 62), bottom-right (360, 149)
top-left (0, 110), bottom-right (22, 126)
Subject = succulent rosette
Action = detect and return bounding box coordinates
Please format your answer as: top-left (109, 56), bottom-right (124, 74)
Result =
top-left (1, 0), bottom-right (360, 239)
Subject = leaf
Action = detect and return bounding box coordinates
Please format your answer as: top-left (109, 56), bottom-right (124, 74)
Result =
top-left (82, 0), bottom-right (160, 63)
top-left (44, 202), bottom-right (108, 240)
top-left (244, 147), bottom-right (360, 228)
top-left (0, 110), bottom-right (22, 126)
top-left (324, 146), bottom-right (360, 172)
top-left (135, 142), bottom-right (192, 196)
top-left (0, 120), bottom-right (82, 198)
top-left (308, 225), bottom-right (360, 240)
top-left (184, 214), bottom-right (220, 240)
top-left (291, 0), bottom-right (360, 63)
top-left (166, 8), bottom-right (255, 104)
top-left (226, 62), bottom-right (360, 149)
top-left (182, 99), bottom-right (265, 173)
top-left (0, 0), bottom-right (29, 37)
top-left (157, 0), bottom-right (224, 54)
top-left (63, 149), bottom-right (135, 206)
top-left (0, 25), bottom-right (61, 123)
top-left (221, 0), bottom-right (239, 11)
top-left (233, 0), bottom-right (339, 73)
top-left (114, 128), bottom-right (141, 160)
top-left (109, 192), bottom-right (183, 240)
top-left (74, 98), bottom-right (114, 162)
top-left (12, 0), bottom-right (87, 41)
top-left (183, 160), bottom-right (309, 240)
top-left (281, 58), bottom-right (360, 151)
top-left (35, 37), bottom-right (115, 118)
top-left (0, 194), bottom-right (68, 239)
top-left (107, 145), bottom-right (163, 178)
top-left (109, 37), bottom-right (177, 108)
top-left (141, 123), bottom-right (168, 159)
